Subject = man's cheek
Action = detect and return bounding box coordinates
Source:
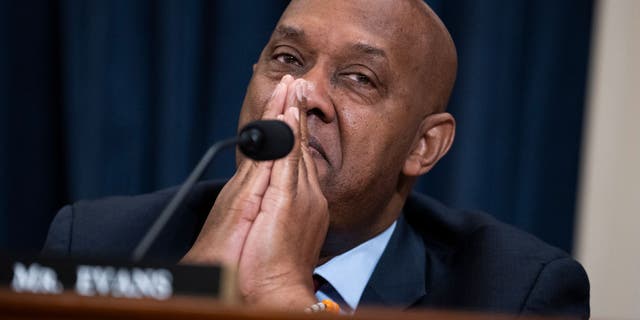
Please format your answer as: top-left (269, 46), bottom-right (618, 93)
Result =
top-left (239, 100), bottom-right (263, 124)
top-left (253, 92), bottom-right (275, 118)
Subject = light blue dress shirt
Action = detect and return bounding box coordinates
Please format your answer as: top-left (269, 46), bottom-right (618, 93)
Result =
top-left (314, 221), bottom-right (397, 312)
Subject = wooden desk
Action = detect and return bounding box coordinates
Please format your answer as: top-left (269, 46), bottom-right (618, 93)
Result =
top-left (0, 289), bottom-right (566, 320)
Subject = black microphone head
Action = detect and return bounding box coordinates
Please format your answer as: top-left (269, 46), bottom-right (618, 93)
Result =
top-left (238, 120), bottom-right (294, 161)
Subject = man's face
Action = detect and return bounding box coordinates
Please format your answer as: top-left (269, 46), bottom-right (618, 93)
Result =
top-left (238, 0), bottom-right (437, 239)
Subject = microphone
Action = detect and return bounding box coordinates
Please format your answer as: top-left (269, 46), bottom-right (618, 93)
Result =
top-left (132, 120), bottom-right (294, 262)
top-left (239, 120), bottom-right (295, 160)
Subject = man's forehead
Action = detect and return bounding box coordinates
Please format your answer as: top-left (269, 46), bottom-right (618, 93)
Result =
top-left (278, 0), bottom-right (422, 47)
top-left (272, 24), bottom-right (388, 60)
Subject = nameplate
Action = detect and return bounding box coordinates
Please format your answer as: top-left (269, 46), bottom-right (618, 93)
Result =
top-left (0, 256), bottom-right (235, 301)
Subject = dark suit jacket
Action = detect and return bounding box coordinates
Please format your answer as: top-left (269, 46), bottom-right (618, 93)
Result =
top-left (42, 180), bottom-right (590, 318)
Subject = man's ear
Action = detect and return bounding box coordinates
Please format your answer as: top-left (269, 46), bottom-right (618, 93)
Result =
top-left (403, 112), bottom-right (455, 177)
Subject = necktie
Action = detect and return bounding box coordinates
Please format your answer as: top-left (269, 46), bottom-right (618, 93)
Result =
top-left (313, 274), bottom-right (327, 292)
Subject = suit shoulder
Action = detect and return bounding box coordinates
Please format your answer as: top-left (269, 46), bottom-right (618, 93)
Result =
top-left (404, 192), bottom-right (568, 261)
top-left (43, 180), bottom-right (225, 259)
top-left (404, 192), bottom-right (588, 315)
top-left (70, 179), bottom-right (224, 223)
top-left (523, 256), bottom-right (590, 317)
top-left (42, 205), bottom-right (74, 256)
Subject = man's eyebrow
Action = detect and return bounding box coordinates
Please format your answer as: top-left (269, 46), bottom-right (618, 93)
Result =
top-left (351, 43), bottom-right (387, 60)
top-left (273, 25), bottom-right (306, 40)
top-left (272, 25), bottom-right (387, 60)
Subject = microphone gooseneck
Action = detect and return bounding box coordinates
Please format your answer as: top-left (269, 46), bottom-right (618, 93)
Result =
top-left (131, 120), bottom-right (294, 262)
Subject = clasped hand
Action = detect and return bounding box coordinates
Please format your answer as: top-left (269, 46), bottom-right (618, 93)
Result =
top-left (182, 75), bottom-right (329, 310)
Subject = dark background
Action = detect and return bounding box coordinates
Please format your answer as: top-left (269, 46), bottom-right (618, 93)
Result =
top-left (0, 0), bottom-right (594, 255)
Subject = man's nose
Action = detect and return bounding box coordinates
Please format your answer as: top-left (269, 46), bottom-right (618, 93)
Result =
top-left (298, 67), bottom-right (336, 123)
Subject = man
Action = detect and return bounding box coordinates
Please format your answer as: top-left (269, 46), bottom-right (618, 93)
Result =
top-left (43, 0), bottom-right (590, 317)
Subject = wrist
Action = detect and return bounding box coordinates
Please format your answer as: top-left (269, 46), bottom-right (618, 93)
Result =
top-left (245, 283), bottom-right (317, 311)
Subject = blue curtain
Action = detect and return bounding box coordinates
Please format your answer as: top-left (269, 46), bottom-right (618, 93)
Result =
top-left (422, 0), bottom-right (594, 252)
top-left (0, 0), bottom-right (593, 254)
top-left (1, 0), bottom-right (69, 252)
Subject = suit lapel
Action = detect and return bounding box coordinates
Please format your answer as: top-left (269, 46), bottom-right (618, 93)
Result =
top-left (359, 214), bottom-right (427, 309)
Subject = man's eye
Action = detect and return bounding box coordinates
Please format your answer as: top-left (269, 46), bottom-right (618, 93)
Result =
top-left (275, 54), bottom-right (302, 66)
top-left (347, 73), bottom-right (374, 87)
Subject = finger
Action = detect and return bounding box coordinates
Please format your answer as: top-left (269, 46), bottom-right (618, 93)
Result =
top-left (285, 79), bottom-right (305, 113)
top-left (297, 110), bottom-right (309, 184)
top-left (270, 106), bottom-right (301, 192)
top-left (295, 83), bottom-right (321, 184)
top-left (232, 159), bottom-right (274, 200)
top-left (235, 150), bottom-right (274, 181)
top-left (301, 143), bottom-right (319, 187)
top-left (296, 82), bottom-right (310, 148)
top-left (261, 74), bottom-right (294, 119)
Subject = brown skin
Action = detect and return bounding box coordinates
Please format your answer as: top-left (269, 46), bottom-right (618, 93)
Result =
top-left (183, 0), bottom-right (457, 310)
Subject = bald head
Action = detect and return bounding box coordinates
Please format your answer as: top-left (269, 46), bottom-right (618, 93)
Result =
top-left (409, 0), bottom-right (458, 113)
top-left (284, 0), bottom-right (457, 114)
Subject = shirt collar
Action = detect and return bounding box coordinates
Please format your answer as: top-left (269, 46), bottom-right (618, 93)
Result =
top-left (314, 221), bottom-right (397, 311)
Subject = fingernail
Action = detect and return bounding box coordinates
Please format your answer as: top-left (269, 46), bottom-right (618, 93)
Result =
top-left (304, 81), bottom-right (315, 97)
top-left (270, 83), bottom-right (284, 98)
top-left (288, 107), bottom-right (300, 121)
top-left (295, 84), bottom-right (303, 101)
top-left (277, 114), bottom-right (284, 120)
top-left (295, 81), bottom-right (308, 102)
